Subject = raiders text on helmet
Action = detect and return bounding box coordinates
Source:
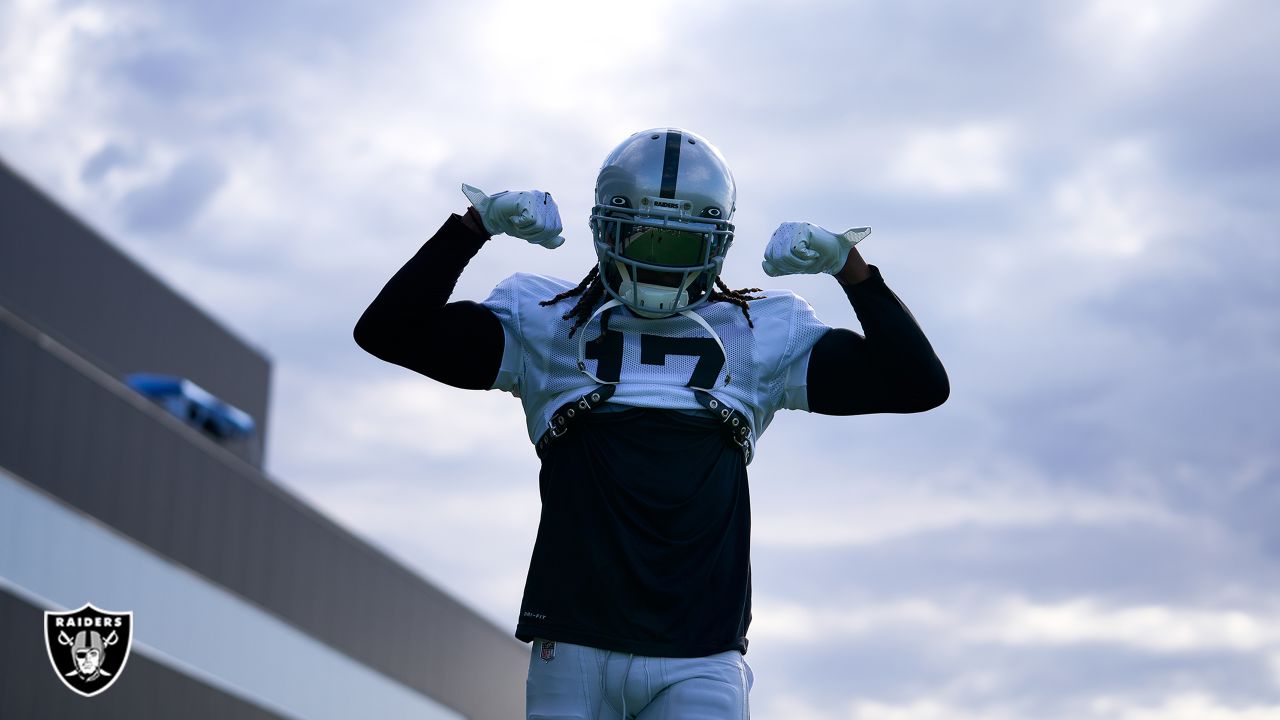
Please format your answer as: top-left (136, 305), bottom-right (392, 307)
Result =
top-left (590, 128), bottom-right (737, 318)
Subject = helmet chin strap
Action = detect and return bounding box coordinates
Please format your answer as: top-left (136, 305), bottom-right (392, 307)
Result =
top-left (614, 261), bottom-right (698, 318)
top-left (674, 310), bottom-right (727, 391)
top-left (621, 281), bottom-right (688, 318)
top-left (576, 299), bottom-right (624, 385)
top-left (576, 299), bottom-right (728, 391)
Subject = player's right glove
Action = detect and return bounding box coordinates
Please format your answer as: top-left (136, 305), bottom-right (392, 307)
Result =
top-left (762, 221), bottom-right (871, 276)
top-left (461, 183), bottom-right (565, 248)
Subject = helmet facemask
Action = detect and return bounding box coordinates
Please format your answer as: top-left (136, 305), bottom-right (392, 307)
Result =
top-left (591, 204), bottom-right (733, 318)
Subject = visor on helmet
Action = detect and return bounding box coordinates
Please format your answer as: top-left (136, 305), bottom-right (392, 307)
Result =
top-left (620, 227), bottom-right (708, 267)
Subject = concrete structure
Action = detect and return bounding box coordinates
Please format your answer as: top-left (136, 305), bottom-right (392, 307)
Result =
top-left (0, 160), bottom-right (527, 719)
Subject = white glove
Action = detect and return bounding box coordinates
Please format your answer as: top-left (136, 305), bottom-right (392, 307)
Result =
top-left (461, 183), bottom-right (565, 249)
top-left (761, 221), bottom-right (872, 276)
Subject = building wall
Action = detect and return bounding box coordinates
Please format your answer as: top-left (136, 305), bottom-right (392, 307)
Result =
top-left (0, 159), bottom-right (269, 468)
top-left (0, 162), bottom-right (528, 718)
top-left (0, 586), bottom-right (288, 720)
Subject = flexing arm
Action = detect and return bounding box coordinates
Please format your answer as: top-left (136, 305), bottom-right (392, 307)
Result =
top-left (353, 208), bottom-right (505, 390)
top-left (805, 246), bottom-right (950, 415)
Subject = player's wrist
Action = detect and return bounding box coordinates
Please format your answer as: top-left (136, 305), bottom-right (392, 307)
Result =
top-left (460, 206), bottom-right (492, 238)
top-left (835, 246), bottom-right (871, 284)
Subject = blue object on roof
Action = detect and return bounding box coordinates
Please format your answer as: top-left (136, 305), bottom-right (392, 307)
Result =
top-left (125, 373), bottom-right (257, 441)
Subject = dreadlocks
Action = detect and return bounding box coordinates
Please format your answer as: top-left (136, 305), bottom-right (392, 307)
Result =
top-left (541, 266), bottom-right (608, 337)
top-left (540, 266), bottom-right (765, 338)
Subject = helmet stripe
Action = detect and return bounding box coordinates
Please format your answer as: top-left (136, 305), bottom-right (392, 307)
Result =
top-left (659, 130), bottom-right (683, 199)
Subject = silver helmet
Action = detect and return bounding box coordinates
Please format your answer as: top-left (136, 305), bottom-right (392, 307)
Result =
top-left (590, 128), bottom-right (736, 318)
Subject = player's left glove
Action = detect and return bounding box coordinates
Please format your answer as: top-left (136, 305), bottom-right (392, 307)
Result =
top-left (762, 221), bottom-right (872, 276)
top-left (461, 183), bottom-right (566, 248)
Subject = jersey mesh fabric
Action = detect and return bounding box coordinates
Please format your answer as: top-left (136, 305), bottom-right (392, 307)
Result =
top-left (481, 273), bottom-right (832, 451)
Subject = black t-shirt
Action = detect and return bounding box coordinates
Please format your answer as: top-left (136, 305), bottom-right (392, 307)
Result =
top-left (518, 406), bottom-right (751, 657)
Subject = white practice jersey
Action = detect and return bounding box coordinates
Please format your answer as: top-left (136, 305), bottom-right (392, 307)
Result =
top-left (482, 273), bottom-right (832, 453)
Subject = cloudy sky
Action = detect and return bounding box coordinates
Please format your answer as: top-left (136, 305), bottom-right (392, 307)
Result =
top-left (3, 0), bottom-right (1279, 717)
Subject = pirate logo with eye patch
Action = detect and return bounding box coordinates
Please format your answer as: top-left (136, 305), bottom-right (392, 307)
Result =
top-left (45, 603), bottom-right (133, 697)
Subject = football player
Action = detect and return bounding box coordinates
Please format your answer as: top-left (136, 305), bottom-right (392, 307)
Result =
top-left (355, 128), bottom-right (948, 719)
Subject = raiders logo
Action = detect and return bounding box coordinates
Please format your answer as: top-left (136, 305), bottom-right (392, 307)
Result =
top-left (44, 603), bottom-right (133, 697)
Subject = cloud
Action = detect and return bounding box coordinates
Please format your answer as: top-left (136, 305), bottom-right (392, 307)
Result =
top-left (1087, 694), bottom-right (1280, 720)
top-left (264, 366), bottom-right (533, 481)
top-left (1049, 139), bottom-right (1176, 257)
top-left (751, 593), bottom-right (1280, 655)
top-left (747, 592), bottom-right (1280, 717)
top-left (2, 0), bottom-right (1279, 717)
top-left (976, 598), bottom-right (1280, 654)
top-left (0, 0), bottom-right (114, 129)
top-left (830, 695), bottom-right (1280, 720)
top-left (1064, 0), bottom-right (1217, 76)
top-left (885, 124), bottom-right (1016, 195)
top-left (80, 142), bottom-right (135, 184)
top-left (120, 152), bottom-right (227, 231)
top-left (752, 465), bottom-right (1174, 549)
top-left (846, 699), bottom-right (1002, 720)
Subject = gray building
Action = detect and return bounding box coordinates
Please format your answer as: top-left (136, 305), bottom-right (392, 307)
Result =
top-left (0, 159), bottom-right (527, 719)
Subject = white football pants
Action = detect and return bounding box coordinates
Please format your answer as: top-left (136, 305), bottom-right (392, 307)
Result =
top-left (526, 639), bottom-right (753, 719)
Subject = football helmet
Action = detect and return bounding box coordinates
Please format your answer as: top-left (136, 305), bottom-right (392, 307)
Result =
top-left (590, 128), bottom-right (736, 318)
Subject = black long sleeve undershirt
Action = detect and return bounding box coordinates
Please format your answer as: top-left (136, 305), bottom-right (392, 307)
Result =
top-left (354, 213), bottom-right (504, 390)
top-left (355, 214), bottom-right (948, 413)
top-left (806, 268), bottom-right (949, 414)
